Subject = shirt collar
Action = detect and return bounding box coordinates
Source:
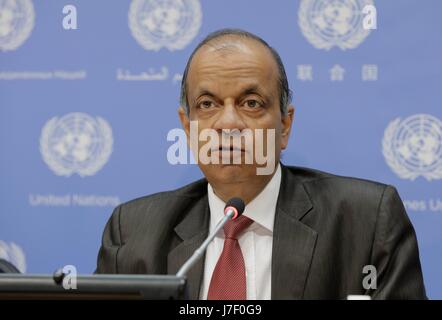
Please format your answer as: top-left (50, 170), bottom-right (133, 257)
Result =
top-left (207, 163), bottom-right (282, 234)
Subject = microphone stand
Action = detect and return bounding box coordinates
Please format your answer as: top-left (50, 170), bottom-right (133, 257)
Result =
top-left (176, 209), bottom-right (235, 277)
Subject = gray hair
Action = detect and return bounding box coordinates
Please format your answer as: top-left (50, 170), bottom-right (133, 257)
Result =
top-left (179, 28), bottom-right (292, 116)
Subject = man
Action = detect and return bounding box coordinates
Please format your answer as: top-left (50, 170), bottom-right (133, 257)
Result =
top-left (96, 29), bottom-right (426, 299)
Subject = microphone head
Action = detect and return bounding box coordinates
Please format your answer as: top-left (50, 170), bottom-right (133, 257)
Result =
top-left (224, 197), bottom-right (245, 220)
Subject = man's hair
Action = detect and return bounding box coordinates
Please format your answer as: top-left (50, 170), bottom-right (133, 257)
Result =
top-left (179, 28), bottom-right (292, 116)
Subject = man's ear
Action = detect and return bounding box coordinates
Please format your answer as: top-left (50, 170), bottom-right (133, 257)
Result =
top-left (281, 105), bottom-right (294, 150)
top-left (178, 106), bottom-right (190, 140)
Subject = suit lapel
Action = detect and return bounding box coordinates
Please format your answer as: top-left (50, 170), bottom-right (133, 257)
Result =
top-left (167, 195), bottom-right (210, 300)
top-left (271, 164), bottom-right (318, 299)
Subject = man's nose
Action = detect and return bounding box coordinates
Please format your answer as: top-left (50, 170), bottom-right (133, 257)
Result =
top-left (213, 100), bottom-right (247, 131)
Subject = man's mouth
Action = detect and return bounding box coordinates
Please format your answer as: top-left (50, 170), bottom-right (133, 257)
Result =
top-left (212, 146), bottom-right (245, 152)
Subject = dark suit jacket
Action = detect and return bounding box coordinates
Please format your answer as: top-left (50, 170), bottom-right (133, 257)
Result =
top-left (95, 164), bottom-right (427, 299)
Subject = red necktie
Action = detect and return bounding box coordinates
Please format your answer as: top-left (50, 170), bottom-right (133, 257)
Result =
top-left (207, 215), bottom-right (254, 300)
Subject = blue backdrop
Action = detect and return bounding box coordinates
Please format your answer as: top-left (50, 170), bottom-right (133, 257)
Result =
top-left (1, 0), bottom-right (441, 298)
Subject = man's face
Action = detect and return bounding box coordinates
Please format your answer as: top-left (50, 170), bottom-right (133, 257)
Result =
top-left (179, 37), bottom-right (293, 186)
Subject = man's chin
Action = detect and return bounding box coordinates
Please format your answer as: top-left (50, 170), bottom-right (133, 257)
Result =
top-left (200, 163), bottom-right (257, 183)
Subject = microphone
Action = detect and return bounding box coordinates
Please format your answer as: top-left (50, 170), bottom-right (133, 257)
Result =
top-left (176, 197), bottom-right (245, 278)
top-left (223, 197), bottom-right (245, 221)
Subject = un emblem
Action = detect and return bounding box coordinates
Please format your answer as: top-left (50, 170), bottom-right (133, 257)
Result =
top-left (128, 0), bottom-right (202, 51)
top-left (0, 241), bottom-right (26, 273)
top-left (298, 0), bottom-right (373, 50)
top-left (40, 113), bottom-right (113, 177)
top-left (383, 114), bottom-right (442, 181)
top-left (0, 0), bottom-right (35, 51)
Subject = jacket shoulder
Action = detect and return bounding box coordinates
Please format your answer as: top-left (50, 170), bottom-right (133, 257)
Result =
top-left (114, 177), bottom-right (208, 215)
top-left (283, 165), bottom-right (395, 222)
top-left (285, 165), bottom-right (389, 194)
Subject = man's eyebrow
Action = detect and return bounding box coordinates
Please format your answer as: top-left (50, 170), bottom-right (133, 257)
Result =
top-left (195, 89), bottom-right (216, 98)
top-left (241, 85), bottom-right (262, 96)
top-left (191, 89), bottom-right (217, 106)
top-left (192, 85), bottom-right (267, 105)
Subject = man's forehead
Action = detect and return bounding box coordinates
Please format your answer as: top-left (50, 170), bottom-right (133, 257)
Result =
top-left (187, 37), bottom-right (278, 91)
top-left (201, 37), bottom-right (257, 55)
top-left (189, 64), bottom-right (276, 99)
top-left (191, 36), bottom-right (276, 67)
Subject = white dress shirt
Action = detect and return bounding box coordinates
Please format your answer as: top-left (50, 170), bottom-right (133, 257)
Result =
top-left (199, 164), bottom-right (282, 300)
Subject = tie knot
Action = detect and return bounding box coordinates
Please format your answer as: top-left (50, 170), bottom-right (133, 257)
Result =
top-left (223, 215), bottom-right (253, 239)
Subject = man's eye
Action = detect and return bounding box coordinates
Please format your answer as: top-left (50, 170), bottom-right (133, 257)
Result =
top-left (199, 101), bottom-right (215, 109)
top-left (244, 100), bottom-right (262, 109)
